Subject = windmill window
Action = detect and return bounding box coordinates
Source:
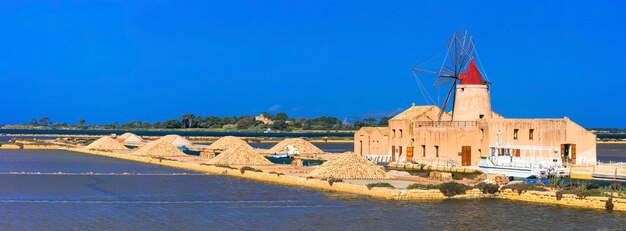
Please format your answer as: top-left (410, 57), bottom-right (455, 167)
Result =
top-left (529, 129), bottom-right (534, 140)
top-left (514, 129), bottom-right (519, 140)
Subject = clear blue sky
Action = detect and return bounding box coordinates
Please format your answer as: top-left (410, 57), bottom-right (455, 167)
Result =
top-left (1, 1), bottom-right (624, 128)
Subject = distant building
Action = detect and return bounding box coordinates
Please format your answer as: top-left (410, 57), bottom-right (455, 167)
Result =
top-left (255, 114), bottom-right (274, 125)
top-left (355, 60), bottom-right (596, 167)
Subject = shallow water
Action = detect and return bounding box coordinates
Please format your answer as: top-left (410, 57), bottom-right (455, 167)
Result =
top-left (0, 150), bottom-right (625, 230)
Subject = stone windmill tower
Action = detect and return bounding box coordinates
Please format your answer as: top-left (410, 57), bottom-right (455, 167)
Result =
top-left (414, 31), bottom-right (492, 122)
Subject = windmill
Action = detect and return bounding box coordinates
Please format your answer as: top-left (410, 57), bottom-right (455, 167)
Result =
top-left (412, 31), bottom-right (489, 121)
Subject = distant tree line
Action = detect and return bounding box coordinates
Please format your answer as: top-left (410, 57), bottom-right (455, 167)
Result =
top-left (14, 113), bottom-right (391, 131)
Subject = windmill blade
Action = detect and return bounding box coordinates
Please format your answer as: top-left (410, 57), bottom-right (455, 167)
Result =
top-left (458, 35), bottom-right (475, 70)
top-left (438, 81), bottom-right (456, 121)
top-left (433, 65), bottom-right (456, 87)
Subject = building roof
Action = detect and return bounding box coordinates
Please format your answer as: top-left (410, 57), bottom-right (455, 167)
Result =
top-left (460, 59), bottom-right (485, 85)
top-left (357, 127), bottom-right (389, 136)
top-left (389, 105), bottom-right (440, 121)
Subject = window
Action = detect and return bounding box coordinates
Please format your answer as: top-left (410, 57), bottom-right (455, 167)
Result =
top-left (529, 129), bottom-right (534, 140)
top-left (392, 129), bottom-right (396, 138)
top-left (422, 145), bottom-right (426, 157)
top-left (479, 114), bottom-right (484, 119)
top-left (514, 129), bottom-right (519, 140)
top-left (435, 145), bottom-right (439, 158)
top-left (399, 129), bottom-right (403, 138)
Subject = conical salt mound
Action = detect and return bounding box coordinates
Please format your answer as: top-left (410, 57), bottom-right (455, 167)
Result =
top-left (158, 134), bottom-right (193, 147)
top-left (208, 136), bottom-right (253, 151)
top-left (116, 133), bottom-right (144, 143)
top-left (86, 136), bottom-right (129, 151)
top-left (206, 146), bottom-right (272, 166)
top-left (306, 152), bottom-right (389, 180)
top-left (264, 138), bottom-right (324, 154)
top-left (133, 139), bottom-right (187, 157)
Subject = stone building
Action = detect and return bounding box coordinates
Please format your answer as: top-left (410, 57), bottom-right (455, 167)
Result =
top-left (355, 60), bottom-right (596, 167)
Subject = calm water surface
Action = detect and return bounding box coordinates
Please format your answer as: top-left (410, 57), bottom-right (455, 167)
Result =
top-left (0, 150), bottom-right (625, 230)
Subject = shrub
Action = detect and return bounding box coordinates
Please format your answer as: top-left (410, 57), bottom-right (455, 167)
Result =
top-left (366, 182), bottom-right (395, 190)
top-left (501, 183), bottom-right (547, 195)
top-left (475, 182), bottom-right (500, 194)
top-left (575, 189), bottom-right (603, 199)
top-left (439, 182), bottom-right (471, 197)
top-left (585, 184), bottom-right (601, 190)
top-left (609, 182), bottom-right (623, 191)
top-left (239, 166), bottom-right (262, 174)
top-left (407, 183), bottom-right (440, 190)
top-left (269, 171), bottom-right (284, 176)
top-left (321, 177), bottom-right (343, 186)
top-left (606, 198), bottom-right (614, 210)
top-left (211, 164), bottom-right (237, 169)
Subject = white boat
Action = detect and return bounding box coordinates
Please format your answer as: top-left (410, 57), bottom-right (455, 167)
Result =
top-left (479, 145), bottom-right (569, 178)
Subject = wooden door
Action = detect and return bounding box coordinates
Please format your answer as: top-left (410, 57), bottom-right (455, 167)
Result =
top-left (359, 141), bottom-right (363, 156)
top-left (406, 146), bottom-right (414, 162)
top-left (515, 149), bottom-right (520, 157)
top-left (571, 144), bottom-right (576, 164)
top-left (560, 144), bottom-right (565, 161)
top-left (391, 146), bottom-right (395, 162)
top-left (461, 146), bottom-right (471, 166)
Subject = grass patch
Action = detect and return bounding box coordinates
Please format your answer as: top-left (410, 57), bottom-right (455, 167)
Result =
top-left (269, 171), bottom-right (285, 176)
top-left (406, 183), bottom-right (440, 190)
top-left (239, 166), bottom-right (262, 174)
top-left (321, 177), bottom-right (343, 186)
top-left (501, 183), bottom-right (547, 195)
top-left (475, 182), bottom-right (500, 194)
top-left (439, 182), bottom-right (471, 197)
top-left (366, 182), bottom-right (395, 190)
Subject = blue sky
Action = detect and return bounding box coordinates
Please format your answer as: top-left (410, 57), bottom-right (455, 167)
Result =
top-left (0, 1), bottom-right (624, 128)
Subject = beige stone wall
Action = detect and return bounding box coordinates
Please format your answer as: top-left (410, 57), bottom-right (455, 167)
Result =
top-left (452, 84), bottom-right (492, 121)
top-left (565, 118), bottom-right (597, 164)
top-left (483, 118), bottom-right (596, 164)
top-left (388, 120), bottom-right (412, 161)
top-left (354, 128), bottom-right (389, 156)
top-left (411, 126), bottom-right (482, 166)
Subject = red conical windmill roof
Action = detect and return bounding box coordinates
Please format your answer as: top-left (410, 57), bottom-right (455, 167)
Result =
top-left (460, 59), bottom-right (484, 85)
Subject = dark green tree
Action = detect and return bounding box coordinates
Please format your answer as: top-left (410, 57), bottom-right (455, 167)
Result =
top-left (236, 116), bottom-right (256, 129)
top-left (38, 117), bottom-right (51, 127)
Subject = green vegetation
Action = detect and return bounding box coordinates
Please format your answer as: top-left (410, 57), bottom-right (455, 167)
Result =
top-left (366, 182), bottom-right (395, 190)
top-left (501, 183), bottom-right (547, 195)
top-left (268, 171), bottom-right (285, 176)
top-left (9, 112), bottom-right (382, 131)
top-left (239, 166), bottom-right (262, 174)
top-left (606, 198), bottom-right (614, 210)
top-left (321, 177), bottom-right (343, 186)
top-left (406, 183), bottom-right (440, 190)
top-left (475, 182), bottom-right (500, 194)
top-left (438, 182), bottom-right (472, 197)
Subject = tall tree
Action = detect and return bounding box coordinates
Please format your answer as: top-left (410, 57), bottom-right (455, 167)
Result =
top-left (38, 117), bottom-right (51, 127)
top-left (180, 114), bottom-right (196, 128)
top-left (363, 117), bottom-right (377, 125)
top-left (78, 119), bottom-right (86, 128)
